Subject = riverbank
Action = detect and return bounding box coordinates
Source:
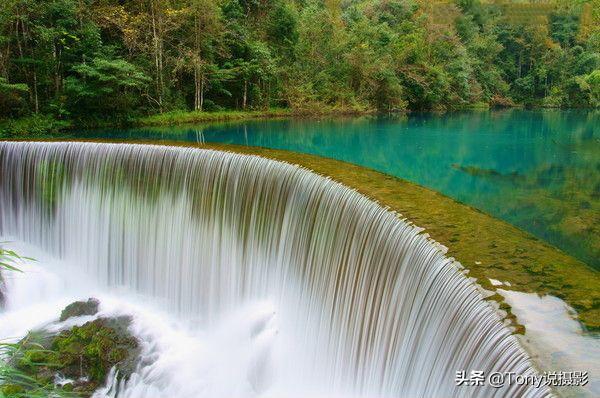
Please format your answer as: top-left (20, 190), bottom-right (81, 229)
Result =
top-left (135, 106), bottom-right (380, 126)
top-left (4, 103), bottom-right (594, 138)
top-left (0, 107), bottom-right (377, 138)
top-left (135, 109), bottom-right (294, 126)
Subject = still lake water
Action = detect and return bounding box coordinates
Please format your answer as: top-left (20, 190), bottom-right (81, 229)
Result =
top-left (86, 110), bottom-right (600, 269)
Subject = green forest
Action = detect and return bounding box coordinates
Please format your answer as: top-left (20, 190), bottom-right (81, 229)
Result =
top-left (0, 0), bottom-right (599, 135)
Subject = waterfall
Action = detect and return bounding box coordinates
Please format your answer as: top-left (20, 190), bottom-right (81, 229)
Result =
top-left (0, 141), bottom-right (550, 397)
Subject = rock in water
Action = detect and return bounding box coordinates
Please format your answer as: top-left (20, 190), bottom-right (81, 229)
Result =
top-left (11, 300), bottom-right (140, 397)
top-left (59, 297), bottom-right (100, 321)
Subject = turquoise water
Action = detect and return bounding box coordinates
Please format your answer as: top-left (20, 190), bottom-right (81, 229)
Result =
top-left (87, 110), bottom-right (600, 268)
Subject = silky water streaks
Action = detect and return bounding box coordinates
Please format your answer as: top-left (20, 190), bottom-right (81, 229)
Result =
top-left (0, 141), bottom-right (551, 397)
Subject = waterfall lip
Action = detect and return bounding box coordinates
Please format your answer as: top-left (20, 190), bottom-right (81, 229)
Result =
top-left (0, 139), bottom-right (444, 250)
top-left (1, 138), bottom-right (458, 262)
top-left (0, 140), bottom-right (556, 397)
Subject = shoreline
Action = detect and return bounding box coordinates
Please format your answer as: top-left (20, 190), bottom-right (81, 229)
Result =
top-left (1, 108), bottom-right (378, 137)
top-left (4, 105), bottom-right (595, 137)
top-left (133, 108), bottom-right (379, 127)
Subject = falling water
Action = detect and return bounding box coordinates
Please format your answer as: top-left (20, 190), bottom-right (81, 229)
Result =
top-left (0, 141), bottom-right (550, 397)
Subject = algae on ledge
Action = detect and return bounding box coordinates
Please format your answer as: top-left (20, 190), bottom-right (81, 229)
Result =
top-left (192, 143), bottom-right (600, 332)
top-left (21, 139), bottom-right (600, 332)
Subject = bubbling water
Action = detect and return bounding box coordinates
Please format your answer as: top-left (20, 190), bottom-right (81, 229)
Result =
top-left (0, 142), bottom-right (551, 397)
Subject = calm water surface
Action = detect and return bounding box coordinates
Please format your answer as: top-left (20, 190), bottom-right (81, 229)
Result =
top-left (86, 110), bottom-right (600, 269)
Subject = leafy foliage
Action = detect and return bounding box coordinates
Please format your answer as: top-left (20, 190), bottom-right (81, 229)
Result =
top-left (0, 246), bottom-right (31, 273)
top-left (0, 298), bottom-right (138, 398)
top-left (0, 0), bottom-right (597, 129)
top-left (64, 56), bottom-right (150, 118)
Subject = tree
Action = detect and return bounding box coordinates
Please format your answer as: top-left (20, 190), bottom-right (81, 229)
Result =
top-left (64, 55), bottom-right (150, 118)
top-left (585, 69), bottom-right (600, 107)
top-left (0, 0), bottom-right (598, 124)
top-left (233, 41), bottom-right (275, 109)
top-left (182, 0), bottom-right (223, 111)
top-left (0, 77), bottom-right (29, 116)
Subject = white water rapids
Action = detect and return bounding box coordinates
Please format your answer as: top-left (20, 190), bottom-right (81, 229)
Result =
top-left (0, 141), bottom-right (550, 397)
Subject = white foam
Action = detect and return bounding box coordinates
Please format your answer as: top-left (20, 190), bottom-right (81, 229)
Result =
top-left (499, 289), bottom-right (599, 397)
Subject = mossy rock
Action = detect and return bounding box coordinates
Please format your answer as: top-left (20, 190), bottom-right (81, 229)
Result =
top-left (13, 301), bottom-right (140, 397)
top-left (51, 317), bottom-right (139, 383)
top-left (59, 298), bottom-right (100, 321)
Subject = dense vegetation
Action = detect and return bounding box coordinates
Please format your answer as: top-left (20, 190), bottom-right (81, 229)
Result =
top-left (0, 298), bottom-right (140, 398)
top-left (0, 0), bottom-right (598, 133)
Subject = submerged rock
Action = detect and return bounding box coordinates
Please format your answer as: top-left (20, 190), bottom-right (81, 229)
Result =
top-left (12, 299), bottom-right (140, 397)
top-left (451, 163), bottom-right (524, 181)
top-left (59, 297), bottom-right (100, 321)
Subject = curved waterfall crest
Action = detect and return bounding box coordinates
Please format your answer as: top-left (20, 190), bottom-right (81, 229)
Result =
top-left (0, 141), bottom-right (550, 397)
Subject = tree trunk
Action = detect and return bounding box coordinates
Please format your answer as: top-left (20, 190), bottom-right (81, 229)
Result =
top-left (194, 68), bottom-right (204, 112)
top-left (194, 67), bottom-right (199, 111)
top-left (150, 1), bottom-right (163, 112)
top-left (53, 43), bottom-right (62, 96)
top-left (33, 70), bottom-right (39, 114)
top-left (200, 76), bottom-right (204, 111)
top-left (266, 80), bottom-right (271, 110)
top-left (193, 14), bottom-right (204, 112)
top-left (242, 79), bottom-right (248, 109)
